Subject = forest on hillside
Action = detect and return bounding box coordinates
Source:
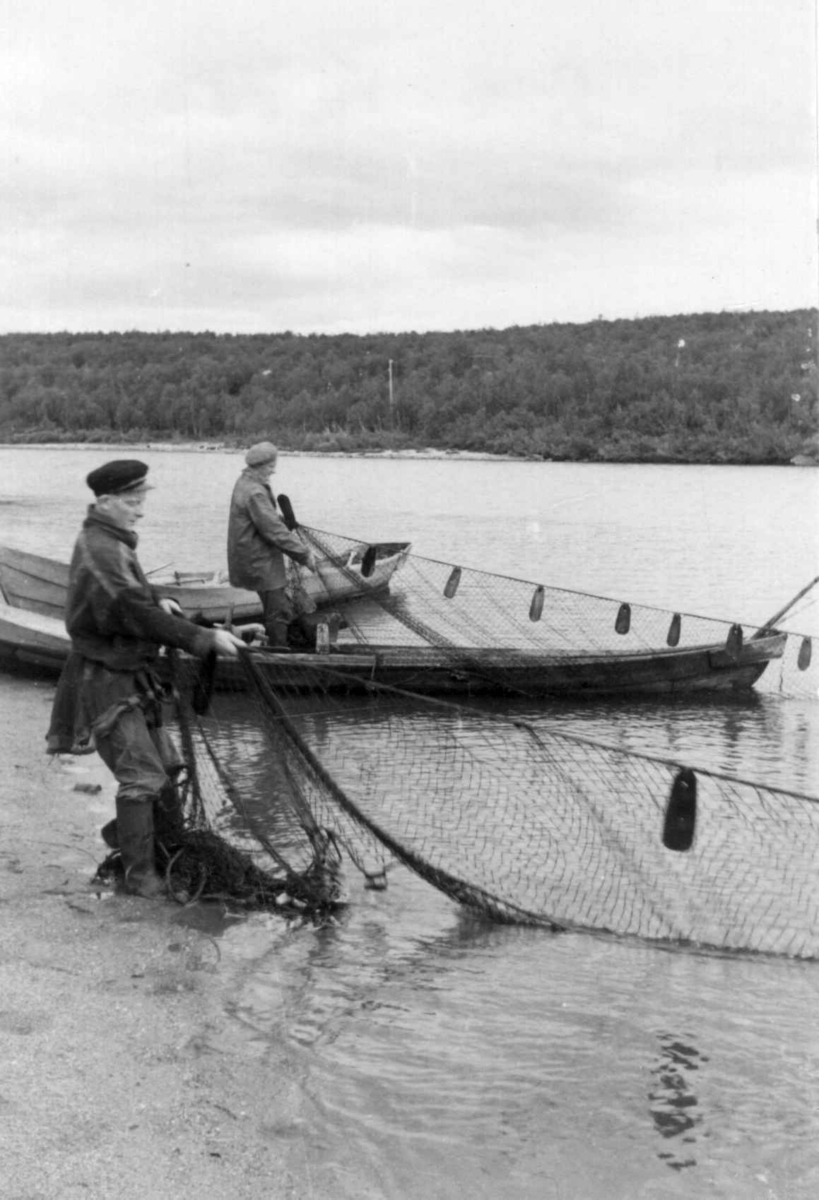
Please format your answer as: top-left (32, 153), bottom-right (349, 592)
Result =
top-left (0, 309), bottom-right (817, 464)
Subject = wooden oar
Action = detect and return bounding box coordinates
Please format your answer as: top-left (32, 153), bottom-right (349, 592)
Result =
top-left (360, 545), bottom-right (378, 577)
top-left (279, 493), bottom-right (378, 577)
top-left (277, 494), bottom-right (319, 568)
top-left (752, 575), bottom-right (819, 639)
top-left (276, 493), bottom-right (322, 620)
top-left (278, 493), bottom-right (298, 532)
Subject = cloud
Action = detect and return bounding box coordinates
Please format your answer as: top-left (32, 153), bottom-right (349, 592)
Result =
top-left (0, 0), bottom-right (815, 333)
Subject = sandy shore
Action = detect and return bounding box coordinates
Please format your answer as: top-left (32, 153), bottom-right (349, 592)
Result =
top-left (0, 675), bottom-right (358, 1200)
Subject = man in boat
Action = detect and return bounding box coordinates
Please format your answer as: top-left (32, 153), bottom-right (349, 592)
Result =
top-left (46, 459), bottom-right (246, 898)
top-left (227, 441), bottom-right (317, 649)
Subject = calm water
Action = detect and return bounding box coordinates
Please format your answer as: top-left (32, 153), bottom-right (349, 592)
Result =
top-left (2, 447), bottom-right (819, 1198)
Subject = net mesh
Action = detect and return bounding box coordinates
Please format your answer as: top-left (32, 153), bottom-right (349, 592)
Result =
top-left (165, 644), bottom-right (819, 960)
top-left (149, 522), bottom-right (819, 956)
top-left (281, 525), bottom-right (813, 700)
top-left (755, 626), bottom-right (819, 701)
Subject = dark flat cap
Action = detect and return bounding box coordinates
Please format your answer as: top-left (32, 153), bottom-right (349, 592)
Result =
top-left (86, 460), bottom-right (152, 497)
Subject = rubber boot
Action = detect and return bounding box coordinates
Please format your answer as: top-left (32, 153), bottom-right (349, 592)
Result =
top-left (265, 618), bottom-right (291, 650)
top-left (101, 819), bottom-right (119, 849)
top-left (105, 781), bottom-right (185, 857)
top-left (116, 797), bottom-right (165, 898)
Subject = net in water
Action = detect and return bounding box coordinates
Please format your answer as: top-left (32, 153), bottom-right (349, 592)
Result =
top-left (145, 522), bottom-right (819, 957)
top-left (282, 523), bottom-right (818, 703)
top-left (162, 648), bottom-right (819, 960)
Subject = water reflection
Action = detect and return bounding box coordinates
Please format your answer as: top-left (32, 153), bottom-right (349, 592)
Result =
top-left (185, 695), bottom-right (321, 876)
top-left (648, 1032), bottom-right (707, 1171)
top-left (472, 690), bottom-right (819, 795)
top-left (204, 683), bottom-right (819, 800)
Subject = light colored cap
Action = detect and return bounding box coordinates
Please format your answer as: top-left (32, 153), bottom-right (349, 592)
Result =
top-left (245, 441), bottom-right (278, 467)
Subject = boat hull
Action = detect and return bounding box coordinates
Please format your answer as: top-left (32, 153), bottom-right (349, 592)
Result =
top-left (0, 530), bottom-right (788, 698)
top-left (0, 603), bottom-right (786, 696)
top-left (0, 604), bottom-right (72, 676)
top-left (0, 541), bottom-right (411, 625)
top-left (226, 633), bottom-right (785, 696)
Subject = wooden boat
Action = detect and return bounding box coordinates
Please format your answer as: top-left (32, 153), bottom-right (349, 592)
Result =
top-left (0, 596), bottom-right (787, 696)
top-left (0, 602), bottom-right (71, 676)
top-left (210, 630), bottom-right (785, 696)
top-left (313, 634), bottom-right (786, 695)
top-left (0, 540), bottom-right (411, 625)
top-left (0, 529), bottom-right (793, 696)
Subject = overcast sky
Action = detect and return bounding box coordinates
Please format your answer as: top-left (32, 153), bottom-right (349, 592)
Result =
top-left (2, 0), bottom-right (816, 335)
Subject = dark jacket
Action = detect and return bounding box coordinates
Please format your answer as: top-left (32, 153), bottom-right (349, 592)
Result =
top-left (227, 468), bottom-right (310, 591)
top-left (46, 507), bottom-right (218, 754)
top-left (65, 507), bottom-right (215, 669)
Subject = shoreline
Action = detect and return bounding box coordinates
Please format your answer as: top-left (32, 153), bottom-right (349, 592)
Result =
top-left (1, 442), bottom-right (527, 462)
top-left (1, 441), bottom-right (816, 466)
top-left (0, 675), bottom-right (356, 1199)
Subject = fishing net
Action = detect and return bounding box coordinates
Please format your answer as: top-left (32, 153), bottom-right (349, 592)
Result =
top-left (280, 522), bottom-right (817, 703)
top-left (88, 652), bottom-right (345, 919)
top-left (159, 638), bottom-right (819, 959)
top-left (103, 520), bottom-right (819, 953)
top-left (755, 624), bottom-right (819, 701)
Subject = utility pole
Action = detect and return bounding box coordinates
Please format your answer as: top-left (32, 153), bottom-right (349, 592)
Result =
top-left (388, 359), bottom-right (395, 421)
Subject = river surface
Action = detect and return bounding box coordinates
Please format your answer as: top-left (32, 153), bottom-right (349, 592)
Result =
top-left (2, 446), bottom-right (819, 1198)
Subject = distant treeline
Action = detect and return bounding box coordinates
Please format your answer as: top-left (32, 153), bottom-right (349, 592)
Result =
top-left (1, 308), bottom-right (817, 463)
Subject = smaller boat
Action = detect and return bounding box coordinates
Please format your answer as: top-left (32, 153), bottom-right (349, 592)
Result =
top-left (0, 601), bottom-right (70, 676)
top-left (0, 539), bottom-right (411, 626)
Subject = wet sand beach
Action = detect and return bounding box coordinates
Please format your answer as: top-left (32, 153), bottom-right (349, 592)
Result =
top-left (0, 675), bottom-right (342, 1200)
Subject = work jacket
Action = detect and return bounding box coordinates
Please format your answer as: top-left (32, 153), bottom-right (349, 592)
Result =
top-left (64, 507), bottom-right (214, 669)
top-left (46, 508), bottom-right (218, 754)
top-left (227, 468), bottom-right (310, 591)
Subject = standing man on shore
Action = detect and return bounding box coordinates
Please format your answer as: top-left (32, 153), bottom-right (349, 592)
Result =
top-left (227, 442), bottom-right (317, 648)
top-left (47, 459), bottom-right (245, 898)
